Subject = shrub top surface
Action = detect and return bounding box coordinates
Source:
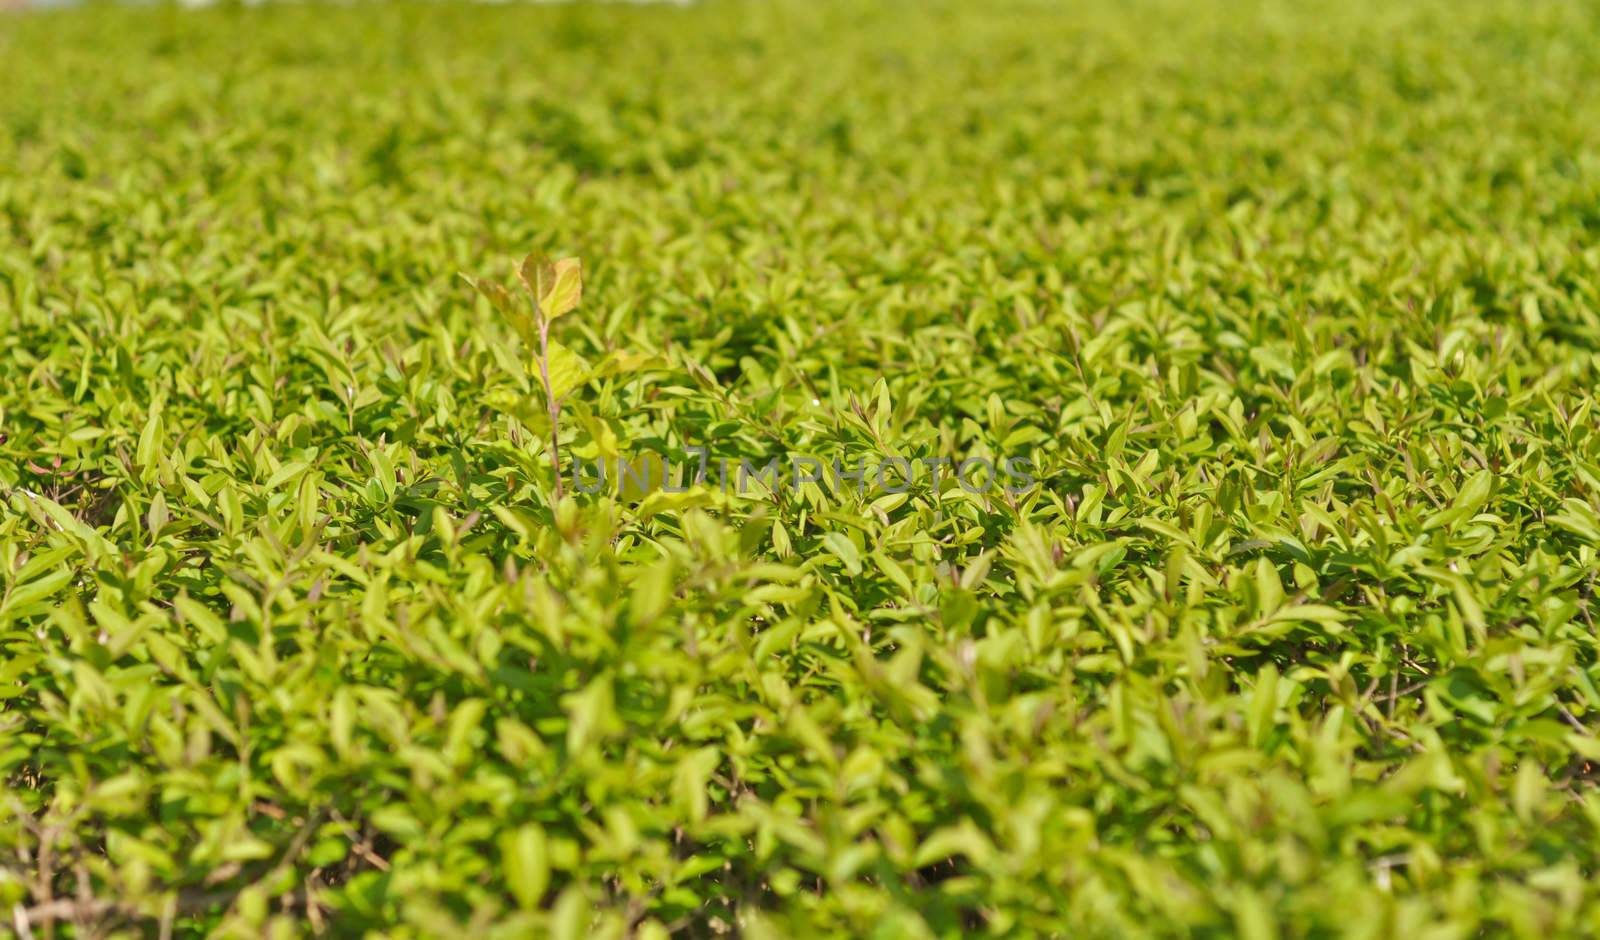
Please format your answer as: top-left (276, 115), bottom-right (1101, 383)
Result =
top-left (2, 1), bottom-right (1600, 936)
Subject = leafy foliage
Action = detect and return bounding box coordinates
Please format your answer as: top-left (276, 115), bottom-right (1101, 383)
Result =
top-left (2, 0), bottom-right (1600, 937)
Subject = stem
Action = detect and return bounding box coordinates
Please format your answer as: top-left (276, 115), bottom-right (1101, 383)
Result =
top-left (535, 313), bottom-right (564, 501)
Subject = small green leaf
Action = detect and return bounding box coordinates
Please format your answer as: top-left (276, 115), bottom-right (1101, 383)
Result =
top-left (500, 824), bottom-right (549, 909)
top-left (519, 254), bottom-right (583, 320)
top-left (821, 532), bottom-right (862, 576)
top-left (542, 257), bottom-right (583, 320)
top-left (542, 340), bottom-right (591, 401)
top-left (460, 273), bottom-right (520, 319)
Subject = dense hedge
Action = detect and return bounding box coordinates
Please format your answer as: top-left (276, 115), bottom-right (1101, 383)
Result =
top-left (3, 0), bottom-right (1600, 936)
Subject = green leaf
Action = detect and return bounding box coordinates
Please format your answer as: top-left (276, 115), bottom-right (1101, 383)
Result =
top-left (500, 824), bottom-right (549, 910)
top-left (460, 273), bottom-right (519, 318)
top-left (541, 340), bottom-right (591, 402)
top-left (821, 531), bottom-right (862, 576)
top-left (519, 254), bottom-right (583, 320)
top-left (589, 349), bottom-right (663, 380)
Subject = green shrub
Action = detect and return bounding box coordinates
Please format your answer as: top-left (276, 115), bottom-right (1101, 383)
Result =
top-left (2, 0), bottom-right (1600, 936)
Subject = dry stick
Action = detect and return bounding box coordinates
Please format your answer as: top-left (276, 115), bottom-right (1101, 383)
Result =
top-left (15, 810), bottom-right (330, 936)
top-left (33, 826), bottom-right (56, 940)
top-left (158, 894), bottom-right (177, 940)
top-left (12, 904), bottom-right (37, 940)
top-left (15, 887), bottom-right (326, 929)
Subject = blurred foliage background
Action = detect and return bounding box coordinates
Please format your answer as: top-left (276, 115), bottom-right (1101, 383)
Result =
top-left (2, 0), bottom-right (1600, 936)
